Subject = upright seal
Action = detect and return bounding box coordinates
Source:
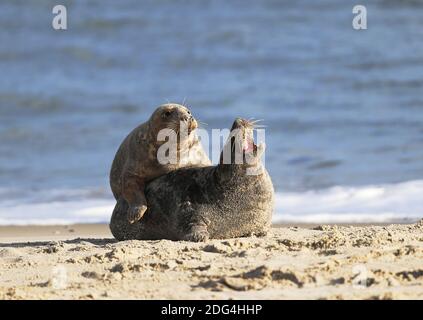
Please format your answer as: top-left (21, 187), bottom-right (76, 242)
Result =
top-left (110, 103), bottom-right (211, 224)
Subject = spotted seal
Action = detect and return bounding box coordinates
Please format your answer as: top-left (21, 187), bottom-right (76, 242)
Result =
top-left (110, 118), bottom-right (274, 241)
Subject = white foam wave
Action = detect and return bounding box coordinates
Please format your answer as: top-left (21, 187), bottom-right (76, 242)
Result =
top-left (0, 180), bottom-right (422, 225)
top-left (0, 199), bottom-right (114, 226)
top-left (274, 180), bottom-right (423, 223)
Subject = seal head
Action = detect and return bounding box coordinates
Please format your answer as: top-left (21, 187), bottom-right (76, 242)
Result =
top-left (145, 103), bottom-right (198, 142)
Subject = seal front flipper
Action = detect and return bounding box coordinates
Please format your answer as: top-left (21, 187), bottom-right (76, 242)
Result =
top-left (127, 204), bottom-right (148, 224)
top-left (184, 222), bottom-right (209, 242)
top-left (179, 200), bottom-right (210, 242)
top-left (121, 174), bottom-right (148, 224)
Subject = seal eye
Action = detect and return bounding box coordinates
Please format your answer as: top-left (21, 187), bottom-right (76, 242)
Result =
top-left (162, 111), bottom-right (172, 118)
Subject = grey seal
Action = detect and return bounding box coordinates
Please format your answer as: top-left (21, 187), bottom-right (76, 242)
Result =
top-left (110, 118), bottom-right (274, 241)
top-left (110, 103), bottom-right (211, 224)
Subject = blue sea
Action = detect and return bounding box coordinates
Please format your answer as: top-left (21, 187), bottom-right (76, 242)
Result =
top-left (1, 0), bottom-right (422, 224)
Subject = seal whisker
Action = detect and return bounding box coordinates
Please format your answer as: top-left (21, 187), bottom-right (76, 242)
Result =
top-left (246, 118), bottom-right (263, 125)
top-left (248, 120), bottom-right (264, 128)
top-left (250, 119), bottom-right (264, 124)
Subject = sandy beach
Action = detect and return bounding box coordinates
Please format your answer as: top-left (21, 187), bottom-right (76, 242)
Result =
top-left (0, 221), bottom-right (422, 300)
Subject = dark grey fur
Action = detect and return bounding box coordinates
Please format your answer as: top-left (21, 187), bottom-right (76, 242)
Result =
top-left (109, 165), bottom-right (273, 241)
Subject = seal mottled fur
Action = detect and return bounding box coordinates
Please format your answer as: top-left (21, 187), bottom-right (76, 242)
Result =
top-left (110, 103), bottom-right (211, 224)
top-left (110, 118), bottom-right (274, 241)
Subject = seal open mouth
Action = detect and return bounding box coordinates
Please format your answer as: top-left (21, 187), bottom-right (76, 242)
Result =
top-left (231, 118), bottom-right (258, 156)
top-left (242, 126), bottom-right (258, 156)
top-left (243, 138), bottom-right (257, 154)
top-left (220, 118), bottom-right (264, 166)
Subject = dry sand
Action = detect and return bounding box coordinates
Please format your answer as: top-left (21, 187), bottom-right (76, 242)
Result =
top-left (0, 221), bottom-right (422, 300)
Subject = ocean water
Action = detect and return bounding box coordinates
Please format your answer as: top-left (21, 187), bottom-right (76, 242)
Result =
top-left (0, 0), bottom-right (423, 225)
